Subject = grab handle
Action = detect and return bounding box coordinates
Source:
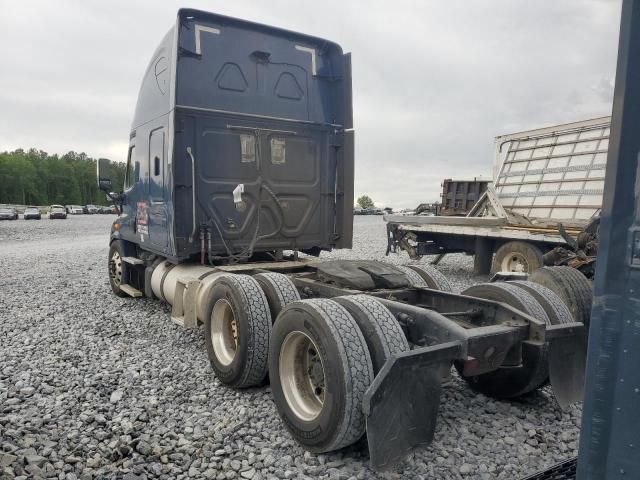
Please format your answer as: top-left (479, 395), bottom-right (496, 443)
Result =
top-left (186, 147), bottom-right (197, 243)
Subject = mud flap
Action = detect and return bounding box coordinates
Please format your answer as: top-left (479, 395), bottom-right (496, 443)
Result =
top-left (546, 322), bottom-right (587, 409)
top-left (363, 341), bottom-right (462, 470)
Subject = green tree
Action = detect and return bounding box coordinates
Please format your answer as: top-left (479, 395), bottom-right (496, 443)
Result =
top-left (0, 148), bottom-right (125, 206)
top-left (356, 195), bottom-right (374, 209)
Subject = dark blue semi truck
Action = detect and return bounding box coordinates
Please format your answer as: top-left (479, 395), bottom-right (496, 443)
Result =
top-left (98, 9), bottom-right (588, 470)
top-left (104, 8), bottom-right (353, 261)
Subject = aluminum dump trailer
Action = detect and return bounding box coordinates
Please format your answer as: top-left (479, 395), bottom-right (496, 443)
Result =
top-left (97, 9), bottom-right (587, 471)
top-left (386, 116), bottom-right (609, 277)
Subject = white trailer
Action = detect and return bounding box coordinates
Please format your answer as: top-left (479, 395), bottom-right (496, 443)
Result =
top-left (386, 116), bottom-right (609, 275)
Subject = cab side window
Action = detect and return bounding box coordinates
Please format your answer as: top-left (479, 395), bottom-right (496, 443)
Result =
top-left (125, 146), bottom-right (136, 190)
top-left (149, 129), bottom-right (164, 201)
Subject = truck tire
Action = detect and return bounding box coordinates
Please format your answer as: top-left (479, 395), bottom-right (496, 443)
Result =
top-left (269, 299), bottom-right (374, 452)
top-left (204, 274), bottom-right (272, 388)
top-left (108, 242), bottom-right (127, 297)
top-left (458, 282), bottom-right (550, 398)
top-left (491, 241), bottom-right (544, 274)
top-left (407, 264), bottom-right (453, 292)
top-left (334, 294), bottom-right (409, 373)
top-left (528, 266), bottom-right (593, 328)
top-left (508, 280), bottom-right (573, 325)
top-left (254, 272), bottom-right (301, 322)
top-left (395, 265), bottom-right (427, 287)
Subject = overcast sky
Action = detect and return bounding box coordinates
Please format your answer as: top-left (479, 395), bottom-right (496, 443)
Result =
top-left (0, 1), bottom-right (621, 208)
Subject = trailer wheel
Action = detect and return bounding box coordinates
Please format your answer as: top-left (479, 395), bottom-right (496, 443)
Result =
top-left (491, 241), bottom-right (544, 274)
top-left (458, 282), bottom-right (550, 398)
top-left (407, 264), bottom-right (452, 292)
top-left (528, 266), bottom-right (593, 328)
top-left (508, 280), bottom-right (573, 325)
top-left (254, 272), bottom-right (301, 321)
top-left (108, 242), bottom-right (127, 297)
top-left (334, 294), bottom-right (409, 373)
top-left (204, 274), bottom-right (272, 388)
top-left (269, 299), bottom-right (374, 452)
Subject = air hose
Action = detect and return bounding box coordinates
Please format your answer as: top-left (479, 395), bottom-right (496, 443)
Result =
top-left (207, 178), bottom-right (285, 264)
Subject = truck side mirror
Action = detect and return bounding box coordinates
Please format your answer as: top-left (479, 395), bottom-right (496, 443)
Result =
top-left (97, 158), bottom-right (113, 192)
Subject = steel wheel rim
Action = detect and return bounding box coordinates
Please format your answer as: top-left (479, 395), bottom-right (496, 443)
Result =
top-left (279, 331), bottom-right (325, 422)
top-left (502, 253), bottom-right (528, 272)
top-left (211, 299), bottom-right (238, 366)
top-left (109, 250), bottom-right (122, 286)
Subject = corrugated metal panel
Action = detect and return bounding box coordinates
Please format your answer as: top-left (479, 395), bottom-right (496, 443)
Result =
top-left (493, 117), bottom-right (610, 222)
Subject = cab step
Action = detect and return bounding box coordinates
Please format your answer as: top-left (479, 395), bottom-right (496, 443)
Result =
top-left (122, 256), bottom-right (144, 265)
top-left (120, 283), bottom-right (143, 298)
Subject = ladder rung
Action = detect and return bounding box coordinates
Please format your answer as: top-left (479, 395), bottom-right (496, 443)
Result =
top-left (122, 256), bottom-right (144, 265)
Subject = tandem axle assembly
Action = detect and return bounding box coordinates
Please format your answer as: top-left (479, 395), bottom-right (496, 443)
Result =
top-left (111, 251), bottom-right (586, 470)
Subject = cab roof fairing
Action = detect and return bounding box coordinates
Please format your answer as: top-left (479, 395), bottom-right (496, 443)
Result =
top-left (131, 10), bottom-right (352, 134)
top-left (174, 9), bottom-right (350, 128)
top-left (130, 27), bottom-right (176, 131)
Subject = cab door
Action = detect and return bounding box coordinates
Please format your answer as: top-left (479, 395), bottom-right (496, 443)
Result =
top-left (147, 127), bottom-right (168, 250)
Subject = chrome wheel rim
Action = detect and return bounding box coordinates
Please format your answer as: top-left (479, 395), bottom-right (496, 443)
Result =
top-left (501, 253), bottom-right (528, 273)
top-left (279, 331), bottom-right (325, 422)
top-left (211, 299), bottom-right (238, 366)
top-left (109, 250), bottom-right (122, 286)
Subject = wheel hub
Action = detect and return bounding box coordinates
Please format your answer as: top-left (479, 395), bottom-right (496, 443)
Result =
top-left (502, 253), bottom-right (528, 273)
top-left (211, 299), bottom-right (239, 366)
top-left (109, 251), bottom-right (122, 286)
top-left (279, 331), bottom-right (325, 422)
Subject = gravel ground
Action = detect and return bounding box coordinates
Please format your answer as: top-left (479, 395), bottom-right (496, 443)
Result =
top-left (0, 215), bottom-right (581, 480)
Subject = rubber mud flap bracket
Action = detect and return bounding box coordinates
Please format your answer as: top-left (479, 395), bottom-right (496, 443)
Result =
top-left (546, 322), bottom-right (587, 409)
top-left (363, 341), bottom-right (462, 470)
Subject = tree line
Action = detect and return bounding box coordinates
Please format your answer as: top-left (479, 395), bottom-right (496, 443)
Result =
top-left (0, 149), bottom-right (125, 206)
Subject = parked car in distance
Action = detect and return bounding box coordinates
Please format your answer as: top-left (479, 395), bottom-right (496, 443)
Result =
top-left (49, 205), bottom-right (67, 219)
top-left (354, 208), bottom-right (383, 215)
top-left (67, 205), bottom-right (83, 215)
top-left (0, 207), bottom-right (18, 220)
top-left (98, 205), bottom-right (118, 214)
top-left (84, 205), bottom-right (99, 214)
top-left (23, 206), bottom-right (42, 220)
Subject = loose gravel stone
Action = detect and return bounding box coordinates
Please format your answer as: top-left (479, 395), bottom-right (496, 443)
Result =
top-left (241, 467), bottom-right (256, 479)
top-left (109, 389), bottom-right (124, 403)
top-left (0, 215), bottom-right (581, 479)
top-left (460, 463), bottom-right (473, 474)
top-left (24, 454), bottom-right (46, 467)
top-left (0, 453), bottom-right (17, 467)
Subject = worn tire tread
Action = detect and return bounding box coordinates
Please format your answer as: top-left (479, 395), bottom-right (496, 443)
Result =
top-left (509, 280), bottom-right (573, 325)
top-left (408, 264), bottom-right (453, 292)
top-left (298, 299), bottom-right (374, 450)
top-left (529, 266), bottom-right (593, 326)
top-left (334, 294), bottom-right (409, 373)
top-left (211, 274), bottom-right (272, 388)
top-left (254, 272), bottom-right (301, 321)
top-left (395, 265), bottom-right (428, 288)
